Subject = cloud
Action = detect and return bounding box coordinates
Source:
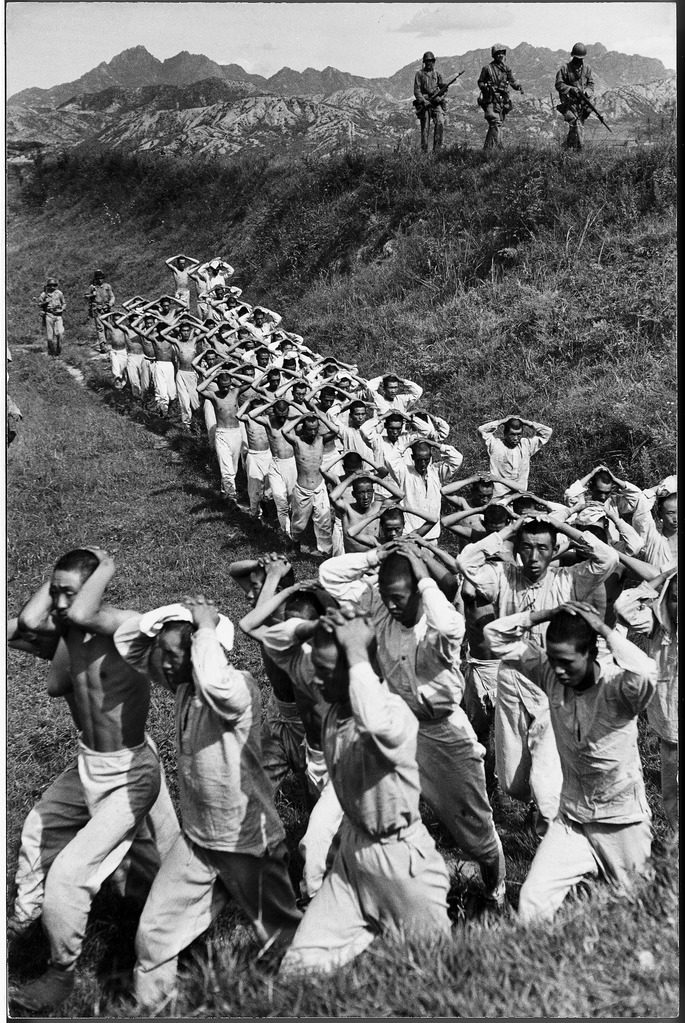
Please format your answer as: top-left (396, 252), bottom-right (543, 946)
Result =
top-left (394, 4), bottom-right (514, 34)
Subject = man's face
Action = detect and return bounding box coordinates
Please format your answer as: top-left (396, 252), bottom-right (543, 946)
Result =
top-left (383, 379), bottom-right (399, 399)
top-left (473, 481), bottom-right (494, 504)
top-left (494, 50), bottom-right (506, 65)
top-left (254, 312), bottom-right (265, 327)
top-left (49, 569), bottom-right (83, 624)
top-left (349, 406), bottom-right (367, 429)
top-left (424, 58), bottom-right (436, 71)
top-left (301, 418), bottom-right (319, 442)
top-left (160, 300), bottom-right (171, 314)
top-left (385, 419), bottom-right (403, 442)
top-left (94, 275), bottom-right (104, 284)
top-left (659, 496), bottom-right (677, 536)
top-left (319, 391), bottom-right (335, 411)
top-left (267, 371), bottom-right (281, 388)
top-left (312, 641), bottom-right (348, 703)
top-left (214, 287), bottom-right (225, 298)
top-left (380, 515), bottom-right (404, 542)
top-left (503, 424), bottom-right (523, 448)
top-left (180, 326), bottom-right (191, 341)
top-left (293, 385), bottom-right (308, 403)
top-left (353, 481), bottom-right (374, 512)
top-left (379, 575), bottom-right (419, 626)
top-left (156, 631), bottom-right (192, 690)
top-left (217, 373), bottom-right (232, 390)
top-left (412, 445), bottom-right (432, 475)
top-left (588, 477), bottom-right (614, 503)
top-left (545, 639), bottom-right (592, 689)
top-left (178, 258), bottom-right (187, 269)
top-left (256, 352), bottom-right (270, 367)
top-left (246, 567), bottom-right (267, 607)
top-left (517, 529), bottom-right (556, 582)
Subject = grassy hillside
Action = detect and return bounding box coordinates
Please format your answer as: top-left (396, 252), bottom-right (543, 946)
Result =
top-left (10, 139), bottom-right (676, 496)
top-left (6, 141), bottom-right (677, 1017)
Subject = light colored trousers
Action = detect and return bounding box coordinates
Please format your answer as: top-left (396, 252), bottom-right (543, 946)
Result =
top-left (518, 814), bottom-right (652, 923)
top-left (246, 449), bottom-right (273, 516)
top-left (12, 757), bottom-right (179, 927)
top-left (268, 456), bottom-right (297, 534)
top-left (495, 665), bottom-right (562, 829)
top-left (141, 357), bottom-right (155, 396)
top-left (45, 312), bottom-right (64, 355)
top-left (154, 361), bottom-right (177, 412)
top-left (203, 399), bottom-right (217, 452)
top-left (214, 426), bottom-right (243, 499)
top-left (176, 369), bottom-right (200, 426)
top-left (134, 832), bottom-right (302, 1007)
top-left (462, 656), bottom-right (499, 743)
top-left (110, 348), bottom-right (128, 388)
top-left (280, 818), bottom-right (451, 975)
top-left (290, 481), bottom-right (333, 554)
top-left (41, 738), bottom-right (164, 969)
top-left (299, 778), bottom-right (343, 900)
top-left (126, 352), bottom-right (145, 398)
top-left (417, 708), bottom-right (505, 892)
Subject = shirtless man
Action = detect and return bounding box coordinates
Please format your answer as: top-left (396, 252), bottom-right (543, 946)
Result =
top-left (108, 311), bottom-right (145, 399)
top-left (236, 396), bottom-right (273, 520)
top-left (101, 313), bottom-right (129, 390)
top-left (10, 548), bottom-right (179, 1012)
top-left (149, 325), bottom-right (178, 417)
top-left (165, 254), bottom-right (200, 310)
top-left (249, 399), bottom-right (300, 536)
top-left (198, 364), bottom-right (254, 502)
top-left (329, 470), bottom-right (406, 553)
top-left (161, 321), bottom-right (201, 430)
top-left (282, 409), bottom-right (340, 556)
top-left (127, 312), bottom-right (159, 403)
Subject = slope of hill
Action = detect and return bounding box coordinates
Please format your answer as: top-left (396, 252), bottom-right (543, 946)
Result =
top-left (5, 138), bottom-right (678, 1018)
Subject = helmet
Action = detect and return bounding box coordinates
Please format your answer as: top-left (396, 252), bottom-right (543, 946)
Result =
top-left (422, 51), bottom-right (435, 62)
top-left (491, 44), bottom-right (507, 57)
top-left (93, 268), bottom-right (104, 279)
top-left (571, 42), bottom-right (587, 57)
top-left (46, 277), bottom-right (58, 286)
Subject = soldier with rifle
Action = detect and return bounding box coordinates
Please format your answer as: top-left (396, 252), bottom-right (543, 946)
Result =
top-left (413, 51), bottom-right (462, 153)
top-left (477, 44), bottom-right (524, 151)
top-left (555, 42), bottom-right (600, 150)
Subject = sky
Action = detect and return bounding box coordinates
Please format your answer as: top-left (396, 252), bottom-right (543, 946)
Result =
top-left (5, 2), bottom-right (677, 96)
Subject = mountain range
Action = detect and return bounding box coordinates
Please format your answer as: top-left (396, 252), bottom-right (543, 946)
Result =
top-left (7, 43), bottom-right (675, 160)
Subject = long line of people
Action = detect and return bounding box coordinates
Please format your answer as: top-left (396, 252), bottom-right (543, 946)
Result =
top-left (9, 254), bottom-right (677, 1012)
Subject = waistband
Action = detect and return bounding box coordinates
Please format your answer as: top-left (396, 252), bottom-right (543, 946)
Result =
top-left (349, 817), bottom-right (422, 844)
top-left (468, 656), bottom-right (501, 667)
top-left (77, 731), bottom-right (157, 758)
top-left (273, 697), bottom-right (301, 720)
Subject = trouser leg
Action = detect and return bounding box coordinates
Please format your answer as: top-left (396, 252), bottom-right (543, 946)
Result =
top-left (262, 695), bottom-right (306, 794)
top-left (311, 484), bottom-right (333, 554)
top-left (12, 760), bottom-right (88, 927)
top-left (246, 450), bottom-right (272, 517)
top-left (495, 665), bottom-right (561, 829)
top-left (175, 372), bottom-right (192, 426)
top-left (484, 105), bottom-right (503, 149)
top-left (417, 709), bottom-right (505, 891)
top-left (269, 459), bottom-right (297, 534)
top-left (140, 358), bottom-right (153, 397)
top-left (214, 427), bottom-right (242, 499)
top-left (290, 484), bottom-right (314, 543)
top-left (203, 399), bottom-right (217, 452)
top-left (110, 349), bottom-right (128, 389)
top-left (134, 832), bottom-right (226, 1008)
top-left (463, 659), bottom-right (498, 794)
top-left (518, 817), bottom-right (598, 923)
top-left (126, 353), bottom-right (144, 398)
top-left (211, 841), bottom-right (302, 945)
top-left (660, 739), bottom-right (679, 828)
top-left (419, 111), bottom-right (430, 152)
top-left (584, 818), bottom-right (653, 890)
top-left (299, 779), bottom-right (344, 899)
top-left (432, 107), bottom-right (445, 150)
top-left (42, 742), bottom-right (161, 969)
top-left (154, 363), bottom-right (176, 413)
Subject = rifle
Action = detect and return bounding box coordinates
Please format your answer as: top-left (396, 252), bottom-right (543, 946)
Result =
top-left (578, 91), bottom-right (612, 132)
top-left (413, 70), bottom-right (465, 112)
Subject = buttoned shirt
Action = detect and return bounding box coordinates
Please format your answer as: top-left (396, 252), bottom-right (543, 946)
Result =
top-left (629, 494), bottom-right (677, 570)
top-left (114, 618), bottom-right (284, 854)
top-left (555, 61), bottom-right (594, 101)
top-left (40, 289), bottom-right (66, 314)
top-left (324, 662), bottom-right (421, 838)
top-left (395, 445), bottom-right (463, 539)
top-left (366, 377), bottom-right (423, 416)
top-left (484, 611), bottom-right (656, 824)
top-left (479, 422), bottom-right (552, 496)
top-left (458, 530), bottom-right (618, 644)
top-left (413, 68), bottom-right (446, 107)
top-left (319, 551), bottom-right (465, 717)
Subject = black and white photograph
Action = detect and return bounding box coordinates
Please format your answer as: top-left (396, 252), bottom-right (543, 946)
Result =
top-left (5, 1), bottom-right (677, 1017)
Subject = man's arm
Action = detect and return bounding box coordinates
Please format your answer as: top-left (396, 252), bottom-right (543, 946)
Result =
top-left (185, 597), bottom-right (251, 720)
top-left (477, 417), bottom-right (504, 439)
top-left (64, 549), bottom-right (137, 635)
top-left (239, 584), bottom-right (318, 643)
top-left (17, 579), bottom-right (58, 635)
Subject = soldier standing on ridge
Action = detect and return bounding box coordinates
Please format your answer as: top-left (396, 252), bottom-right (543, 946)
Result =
top-left (413, 51), bottom-right (447, 153)
top-left (478, 44), bottom-right (524, 150)
top-left (84, 269), bottom-right (115, 352)
top-left (555, 43), bottom-right (595, 150)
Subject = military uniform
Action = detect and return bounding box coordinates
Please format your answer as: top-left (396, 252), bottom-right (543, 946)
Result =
top-left (478, 47), bottom-right (522, 150)
top-left (555, 45), bottom-right (595, 149)
top-left (413, 54), bottom-right (446, 153)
